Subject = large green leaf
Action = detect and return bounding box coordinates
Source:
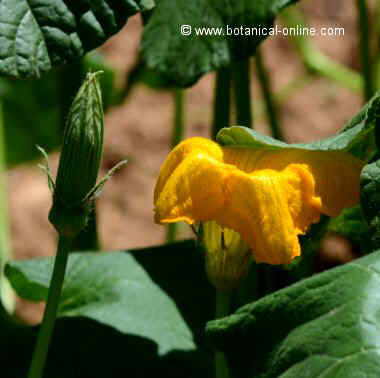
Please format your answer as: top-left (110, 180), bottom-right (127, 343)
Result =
top-left (6, 250), bottom-right (195, 355)
top-left (361, 159), bottom-right (380, 250)
top-left (1, 52), bottom-right (117, 166)
top-left (216, 93), bottom-right (380, 159)
top-left (1, 240), bottom-right (214, 378)
top-left (207, 250), bottom-right (380, 378)
top-left (328, 206), bottom-right (370, 249)
top-left (141, 0), bottom-right (298, 87)
top-left (0, 0), bottom-right (154, 79)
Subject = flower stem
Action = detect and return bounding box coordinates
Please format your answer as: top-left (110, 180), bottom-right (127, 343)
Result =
top-left (356, 0), bottom-right (374, 101)
top-left (232, 59), bottom-right (253, 128)
top-left (0, 101), bottom-right (14, 312)
top-left (215, 290), bottom-right (231, 378)
top-left (255, 50), bottom-right (283, 140)
top-left (166, 89), bottom-right (185, 243)
top-left (28, 236), bottom-right (72, 378)
top-left (212, 68), bottom-right (232, 139)
top-left (281, 8), bottom-right (363, 93)
top-left (72, 210), bottom-right (100, 250)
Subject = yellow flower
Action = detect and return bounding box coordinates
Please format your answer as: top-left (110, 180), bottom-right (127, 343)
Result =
top-left (154, 137), bottom-right (364, 266)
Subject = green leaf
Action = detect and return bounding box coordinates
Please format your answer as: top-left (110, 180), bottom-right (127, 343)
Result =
top-left (142, 0), bottom-right (298, 87)
top-left (0, 70), bottom-right (61, 166)
top-left (207, 250), bottom-right (380, 378)
top-left (1, 52), bottom-right (117, 167)
top-left (6, 250), bottom-right (195, 355)
top-left (360, 159), bottom-right (380, 250)
top-left (328, 206), bottom-right (370, 248)
top-left (217, 93), bottom-right (380, 159)
top-left (1, 241), bottom-right (214, 378)
top-left (0, 0), bottom-right (154, 79)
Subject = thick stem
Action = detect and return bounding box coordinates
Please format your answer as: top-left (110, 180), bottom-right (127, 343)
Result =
top-left (166, 89), bottom-right (185, 243)
top-left (0, 102), bottom-right (14, 312)
top-left (28, 236), bottom-right (72, 378)
top-left (72, 209), bottom-right (99, 251)
top-left (357, 0), bottom-right (374, 101)
top-left (212, 68), bottom-right (232, 139)
top-left (232, 60), bottom-right (253, 128)
top-left (215, 291), bottom-right (231, 378)
top-left (255, 50), bottom-right (283, 140)
top-left (171, 89), bottom-right (185, 147)
top-left (281, 9), bottom-right (363, 93)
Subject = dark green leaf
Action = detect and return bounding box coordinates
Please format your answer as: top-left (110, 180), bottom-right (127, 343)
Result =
top-left (1, 52), bottom-right (117, 167)
top-left (328, 206), bottom-right (370, 249)
top-left (216, 93), bottom-right (380, 159)
top-left (6, 250), bottom-right (195, 355)
top-left (360, 159), bottom-right (380, 250)
top-left (207, 250), bottom-right (380, 378)
top-left (0, 0), bottom-right (154, 79)
top-left (1, 241), bottom-right (214, 377)
top-left (0, 70), bottom-right (61, 166)
top-left (142, 0), bottom-right (298, 87)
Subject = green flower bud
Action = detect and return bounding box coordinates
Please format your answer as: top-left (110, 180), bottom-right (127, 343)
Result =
top-left (203, 221), bottom-right (251, 291)
top-left (49, 72), bottom-right (104, 238)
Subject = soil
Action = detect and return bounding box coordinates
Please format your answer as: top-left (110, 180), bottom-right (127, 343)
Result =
top-left (7, 1), bottom-right (370, 322)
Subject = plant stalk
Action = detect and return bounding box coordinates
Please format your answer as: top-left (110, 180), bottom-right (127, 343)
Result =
top-left (212, 68), bottom-right (232, 139)
top-left (72, 210), bottom-right (99, 251)
top-left (232, 60), bottom-right (253, 128)
top-left (356, 0), bottom-right (374, 101)
top-left (0, 101), bottom-right (14, 312)
top-left (166, 89), bottom-right (185, 243)
top-left (215, 290), bottom-right (231, 378)
top-left (28, 236), bottom-right (72, 378)
top-left (255, 50), bottom-right (283, 140)
top-left (281, 9), bottom-right (363, 93)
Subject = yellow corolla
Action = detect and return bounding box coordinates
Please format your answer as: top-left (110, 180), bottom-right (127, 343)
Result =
top-left (154, 137), bottom-right (364, 266)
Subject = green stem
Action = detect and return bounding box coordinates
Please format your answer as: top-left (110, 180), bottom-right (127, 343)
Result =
top-left (212, 68), bottom-right (232, 139)
top-left (171, 89), bottom-right (185, 147)
top-left (255, 50), bottom-right (283, 140)
top-left (28, 236), bottom-right (72, 378)
top-left (72, 210), bottom-right (99, 251)
top-left (232, 60), bottom-right (253, 128)
top-left (166, 89), bottom-right (185, 243)
top-left (0, 102), bottom-right (14, 312)
top-left (281, 9), bottom-right (363, 93)
top-left (215, 291), bottom-right (231, 378)
top-left (357, 0), bottom-right (374, 101)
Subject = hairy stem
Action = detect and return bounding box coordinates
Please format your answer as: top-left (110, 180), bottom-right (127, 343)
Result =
top-left (28, 236), bottom-right (72, 378)
top-left (281, 9), bottom-right (363, 93)
top-left (166, 89), bottom-right (185, 243)
top-left (215, 291), bottom-right (231, 378)
top-left (232, 60), bottom-right (253, 128)
top-left (357, 0), bottom-right (374, 100)
top-left (255, 50), bottom-right (283, 140)
top-left (212, 68), bottom-right (232, 139)
top-left (0, 102), bottom-right (14, 312)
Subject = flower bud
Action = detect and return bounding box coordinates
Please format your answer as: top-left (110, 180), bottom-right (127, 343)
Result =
top-left (49, 72), bottom-right (104, 238)
top-left (203, 221), bottom-right (251, 290)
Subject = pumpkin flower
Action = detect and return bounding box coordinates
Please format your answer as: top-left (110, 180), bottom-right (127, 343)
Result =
top-left (154, 137), bottom-right (364, 286)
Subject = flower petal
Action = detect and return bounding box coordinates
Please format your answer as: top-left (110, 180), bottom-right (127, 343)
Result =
top-left (213, 166), bottom-right (321, 265)
top-left (224, 148), bottom-right (364, 217)
top-left (154, 152), bottom-right (232, 225)
top-left (154, 137), bottom-right (223, 203)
